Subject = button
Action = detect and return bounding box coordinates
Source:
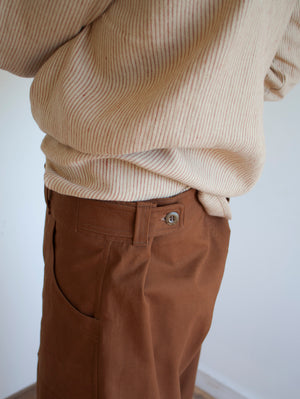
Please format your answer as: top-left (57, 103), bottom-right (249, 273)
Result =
top-left (165, 211), bottom-right (179, 225)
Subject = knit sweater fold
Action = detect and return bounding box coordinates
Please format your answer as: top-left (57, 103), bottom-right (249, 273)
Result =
top-left (1, 0), bottom-right (300, 219)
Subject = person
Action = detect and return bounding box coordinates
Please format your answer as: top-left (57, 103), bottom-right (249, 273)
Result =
top-left (1, 1), bottom-right (299, 398)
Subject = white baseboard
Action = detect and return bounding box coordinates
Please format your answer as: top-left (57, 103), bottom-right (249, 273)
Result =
top-left (195, 369), bottom-right (250, 399)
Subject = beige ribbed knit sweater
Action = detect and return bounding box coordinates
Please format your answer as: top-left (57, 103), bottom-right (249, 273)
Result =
top-left (1, 1), bottom-right (300, 219)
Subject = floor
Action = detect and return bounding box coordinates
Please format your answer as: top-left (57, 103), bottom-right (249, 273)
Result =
top-left (193, 386), bottom-right (215, 399)
top-left (5, 383), bottom-right (215, 399)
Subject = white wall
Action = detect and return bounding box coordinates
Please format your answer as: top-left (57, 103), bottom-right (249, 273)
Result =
top-left (0, 68), bottom-right (299, 399)
top-left (0, 71), bottom-right (45, 398)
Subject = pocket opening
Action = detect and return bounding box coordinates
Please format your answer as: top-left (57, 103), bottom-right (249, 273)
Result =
top-left (38, 213), bottom-right (99, 398)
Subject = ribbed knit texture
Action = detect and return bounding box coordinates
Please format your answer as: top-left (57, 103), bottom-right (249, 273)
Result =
top-left (1, 0), bottom-right (300, 219)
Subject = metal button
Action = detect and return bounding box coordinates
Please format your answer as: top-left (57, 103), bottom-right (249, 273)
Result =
top-left (165, 211), bottom-right (179, 225)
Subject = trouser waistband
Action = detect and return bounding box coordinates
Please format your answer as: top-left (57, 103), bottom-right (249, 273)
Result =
top-left (44, 185), bottom-right (206, 247)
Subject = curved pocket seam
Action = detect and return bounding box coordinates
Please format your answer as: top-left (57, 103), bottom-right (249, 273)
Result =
top-left (47, 215), bottom-right (100, 343)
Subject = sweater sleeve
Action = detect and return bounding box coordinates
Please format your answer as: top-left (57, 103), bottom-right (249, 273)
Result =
top-left (0, 0), bottom-right (113, 78)
top-left (264, 1), bottom-right (300, 101)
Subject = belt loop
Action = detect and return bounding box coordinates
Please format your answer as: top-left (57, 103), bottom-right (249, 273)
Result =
top-left (45, 186), bottom-right (52, 214)
top-left (132, 202), bottom-right (155, 247)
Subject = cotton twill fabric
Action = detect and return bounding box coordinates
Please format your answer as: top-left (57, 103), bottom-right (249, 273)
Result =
top-left (36, 185), bottom-right (231, 399)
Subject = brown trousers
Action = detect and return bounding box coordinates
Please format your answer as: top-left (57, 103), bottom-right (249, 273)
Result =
top-left (36, 185), bottom-right (231, 399)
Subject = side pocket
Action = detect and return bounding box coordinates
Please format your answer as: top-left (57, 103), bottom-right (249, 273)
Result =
top-left (37, 213), bottom-right (100, 399)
